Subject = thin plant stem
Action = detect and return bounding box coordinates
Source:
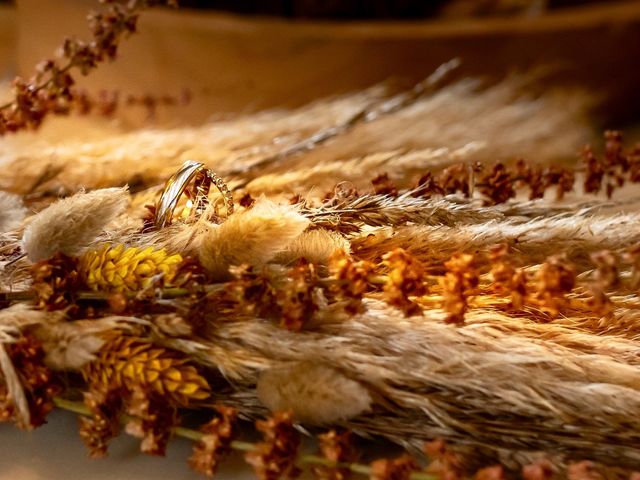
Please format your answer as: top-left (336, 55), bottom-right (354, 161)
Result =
top-left (52, 397), bottom-right (437, 480)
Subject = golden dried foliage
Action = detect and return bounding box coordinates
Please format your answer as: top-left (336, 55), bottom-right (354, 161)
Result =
top-left (276, 260), bottom-right (319, 332)
top-left (82, 336), bottom-right (210, 405)
top-left (382, 248), bottom-right (427, 316)
top-left (189, 405), bottom-right (238, 477)
top-left (440, 253), bottom-right (479, 324)
top-left (245, 411), bottom-right (302, 480)
top-left (80, 243), bottom-right (182, 292)
top-left (488, 244), bottom-right (527, 310)
top-left (534, 254), bottom-right (576, 318)
top-left (328, 250), bottom-right (375, 314)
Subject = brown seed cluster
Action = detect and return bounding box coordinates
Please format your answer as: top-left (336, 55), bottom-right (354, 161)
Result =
top-left (189, 406), bottom-right (238, 477)
top-left (370, 454), bottom-right (420, 480)
top-left (423, 439), bottom-right (464, 480)
top-left (79, 387), bottom-right (124, 458)
top-left (533, 254), bottom-right (576, 318)
top-left (226, 262), bottom-right (319, 332)
top-left (382, 248), bottom-right (428, 316)
top-left (30, 253), bottom-right (81, 311)
top-left (124, 385), bottom-right (179, 456)
top-left (440, 253), bottom-right (479, 324)
top-left (0, 335), bottom-right (60, 429)
top-left (245, 411), bottom-right (302, 480)
top-left (363, 132), bottom-right (639, 206)
top-left (489, 244), bottom-right (527, 310)
top-left (328, 250), bottom-right (375, 314)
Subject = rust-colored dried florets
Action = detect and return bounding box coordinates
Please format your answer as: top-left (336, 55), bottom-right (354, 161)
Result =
top-left (245, 411), bottom-right (302, 480)
top-left (370, 454), bottom-right (419, 480)
top-left (474, 465), bottom-right (505, 480)
top-left (489, 244), bottom-right (527, 310)
top-left (79, 386), bottom-right (124, 458)
top-left (479, 164), bottom-right (515, 205)
top-left (189, 405), bottom-right (238, 477)
top-left (30, 253), bottom-right (81, 310)
top-left (82, 336), bottom-right (210, 406)
top-left (124, 385), bottom-right (179, 456)
top-left (439, 164), bottom-right (471, 197)
top-left (440, 253), bottom-right (478, 324)
top-left (522, 458), bottom-right (555, 480)
top-left (276, 260), bottom-right (319, 332)
top-left (534, 254), bottom-right (576, 318)
top-left (372, 173), bottom-right (399, 197)
top-left (313, 429), bottom-right (358, 480)
top-left (225, 265), bottom-right (279, 318)
top-left (3, 335), bottom-right (60, 429)
top-left (424, 439), bottom-right (464, 480)
top-left (382, 248), bottom-right (427, 316)
top-left (567, 461), bottom-right (604, 480)
top-left (328, 250), bottom-right (375, 314)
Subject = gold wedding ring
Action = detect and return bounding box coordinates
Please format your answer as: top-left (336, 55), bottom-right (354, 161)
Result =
top-left (154, 160), bottom-right (234, 228)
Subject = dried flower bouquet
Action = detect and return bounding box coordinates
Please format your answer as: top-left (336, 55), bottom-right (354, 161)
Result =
top-left (2, 1), bottom-right (640, 480)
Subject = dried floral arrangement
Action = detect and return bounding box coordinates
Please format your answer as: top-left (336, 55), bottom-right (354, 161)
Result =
top-left (2, 1), bottom-right (640, 480)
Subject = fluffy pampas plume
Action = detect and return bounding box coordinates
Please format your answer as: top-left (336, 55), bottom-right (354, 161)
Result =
top-left (257, 361), bottom-right (372, 425)
top-left (22, 187), bottom-right (129, 262)
top-left (274, 229), bottom-right (350, 265)
top-left (199, 198), bottom-right (310, 279)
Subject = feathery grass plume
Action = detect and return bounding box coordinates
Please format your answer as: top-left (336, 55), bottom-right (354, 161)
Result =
top-left (173, 298), bottom-right (640, 470)
top-left (83, 336), bottom-right (210, 405)
top-left (80, 243), bottom-right (182, 292)
top-left (304, 194), bottom-right (505, 232)
top-left (246, 143), bottom-right (482, 195)
top-left (22, 187), bottom-right (129, 262)
top-left (199, 198), bottom-right (310, 280)
top-left (0, 191), bottom-right (27, 233)
top-left (351, 211), bottom-right (640, 271)
top-left (256, 361), bottom-right (372, 425)
top-left (274, 229), bottom-right (350, 265)
top-left (0, 74), bottom-right (591, 194)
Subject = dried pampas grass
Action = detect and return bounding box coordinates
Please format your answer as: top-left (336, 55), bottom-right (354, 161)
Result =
top-left (257, 361), bottom-right (372, 425)
top-left (22, 187), bottom-right (129, 262)
top-left (0, 75), bottom-right (592, 195)
top-left (198, 199), bottom-right (310, 279)
top-left (274, 229), bottom-right (350, 265)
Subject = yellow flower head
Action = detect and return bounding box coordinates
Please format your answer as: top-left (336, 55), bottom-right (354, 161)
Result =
top-left (80, 243), bottom-right (183, 292)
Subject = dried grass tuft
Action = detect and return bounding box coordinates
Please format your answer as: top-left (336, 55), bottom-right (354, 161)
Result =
top-left (198, 198), bottom-right (310, 279)
top-left (22, 187), bottom-right (129, 262)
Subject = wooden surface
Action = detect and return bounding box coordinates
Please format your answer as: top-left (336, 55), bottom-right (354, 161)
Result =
top-left (14, 0), bottom-right (640, 125)
top-left (0, 410), bottom-right (258, 480)
top-left (0, 5), bottom-right (15, 79)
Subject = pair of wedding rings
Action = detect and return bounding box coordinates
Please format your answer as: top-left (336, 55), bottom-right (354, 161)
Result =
top-left (153, 160), bottom-right (234, 228)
